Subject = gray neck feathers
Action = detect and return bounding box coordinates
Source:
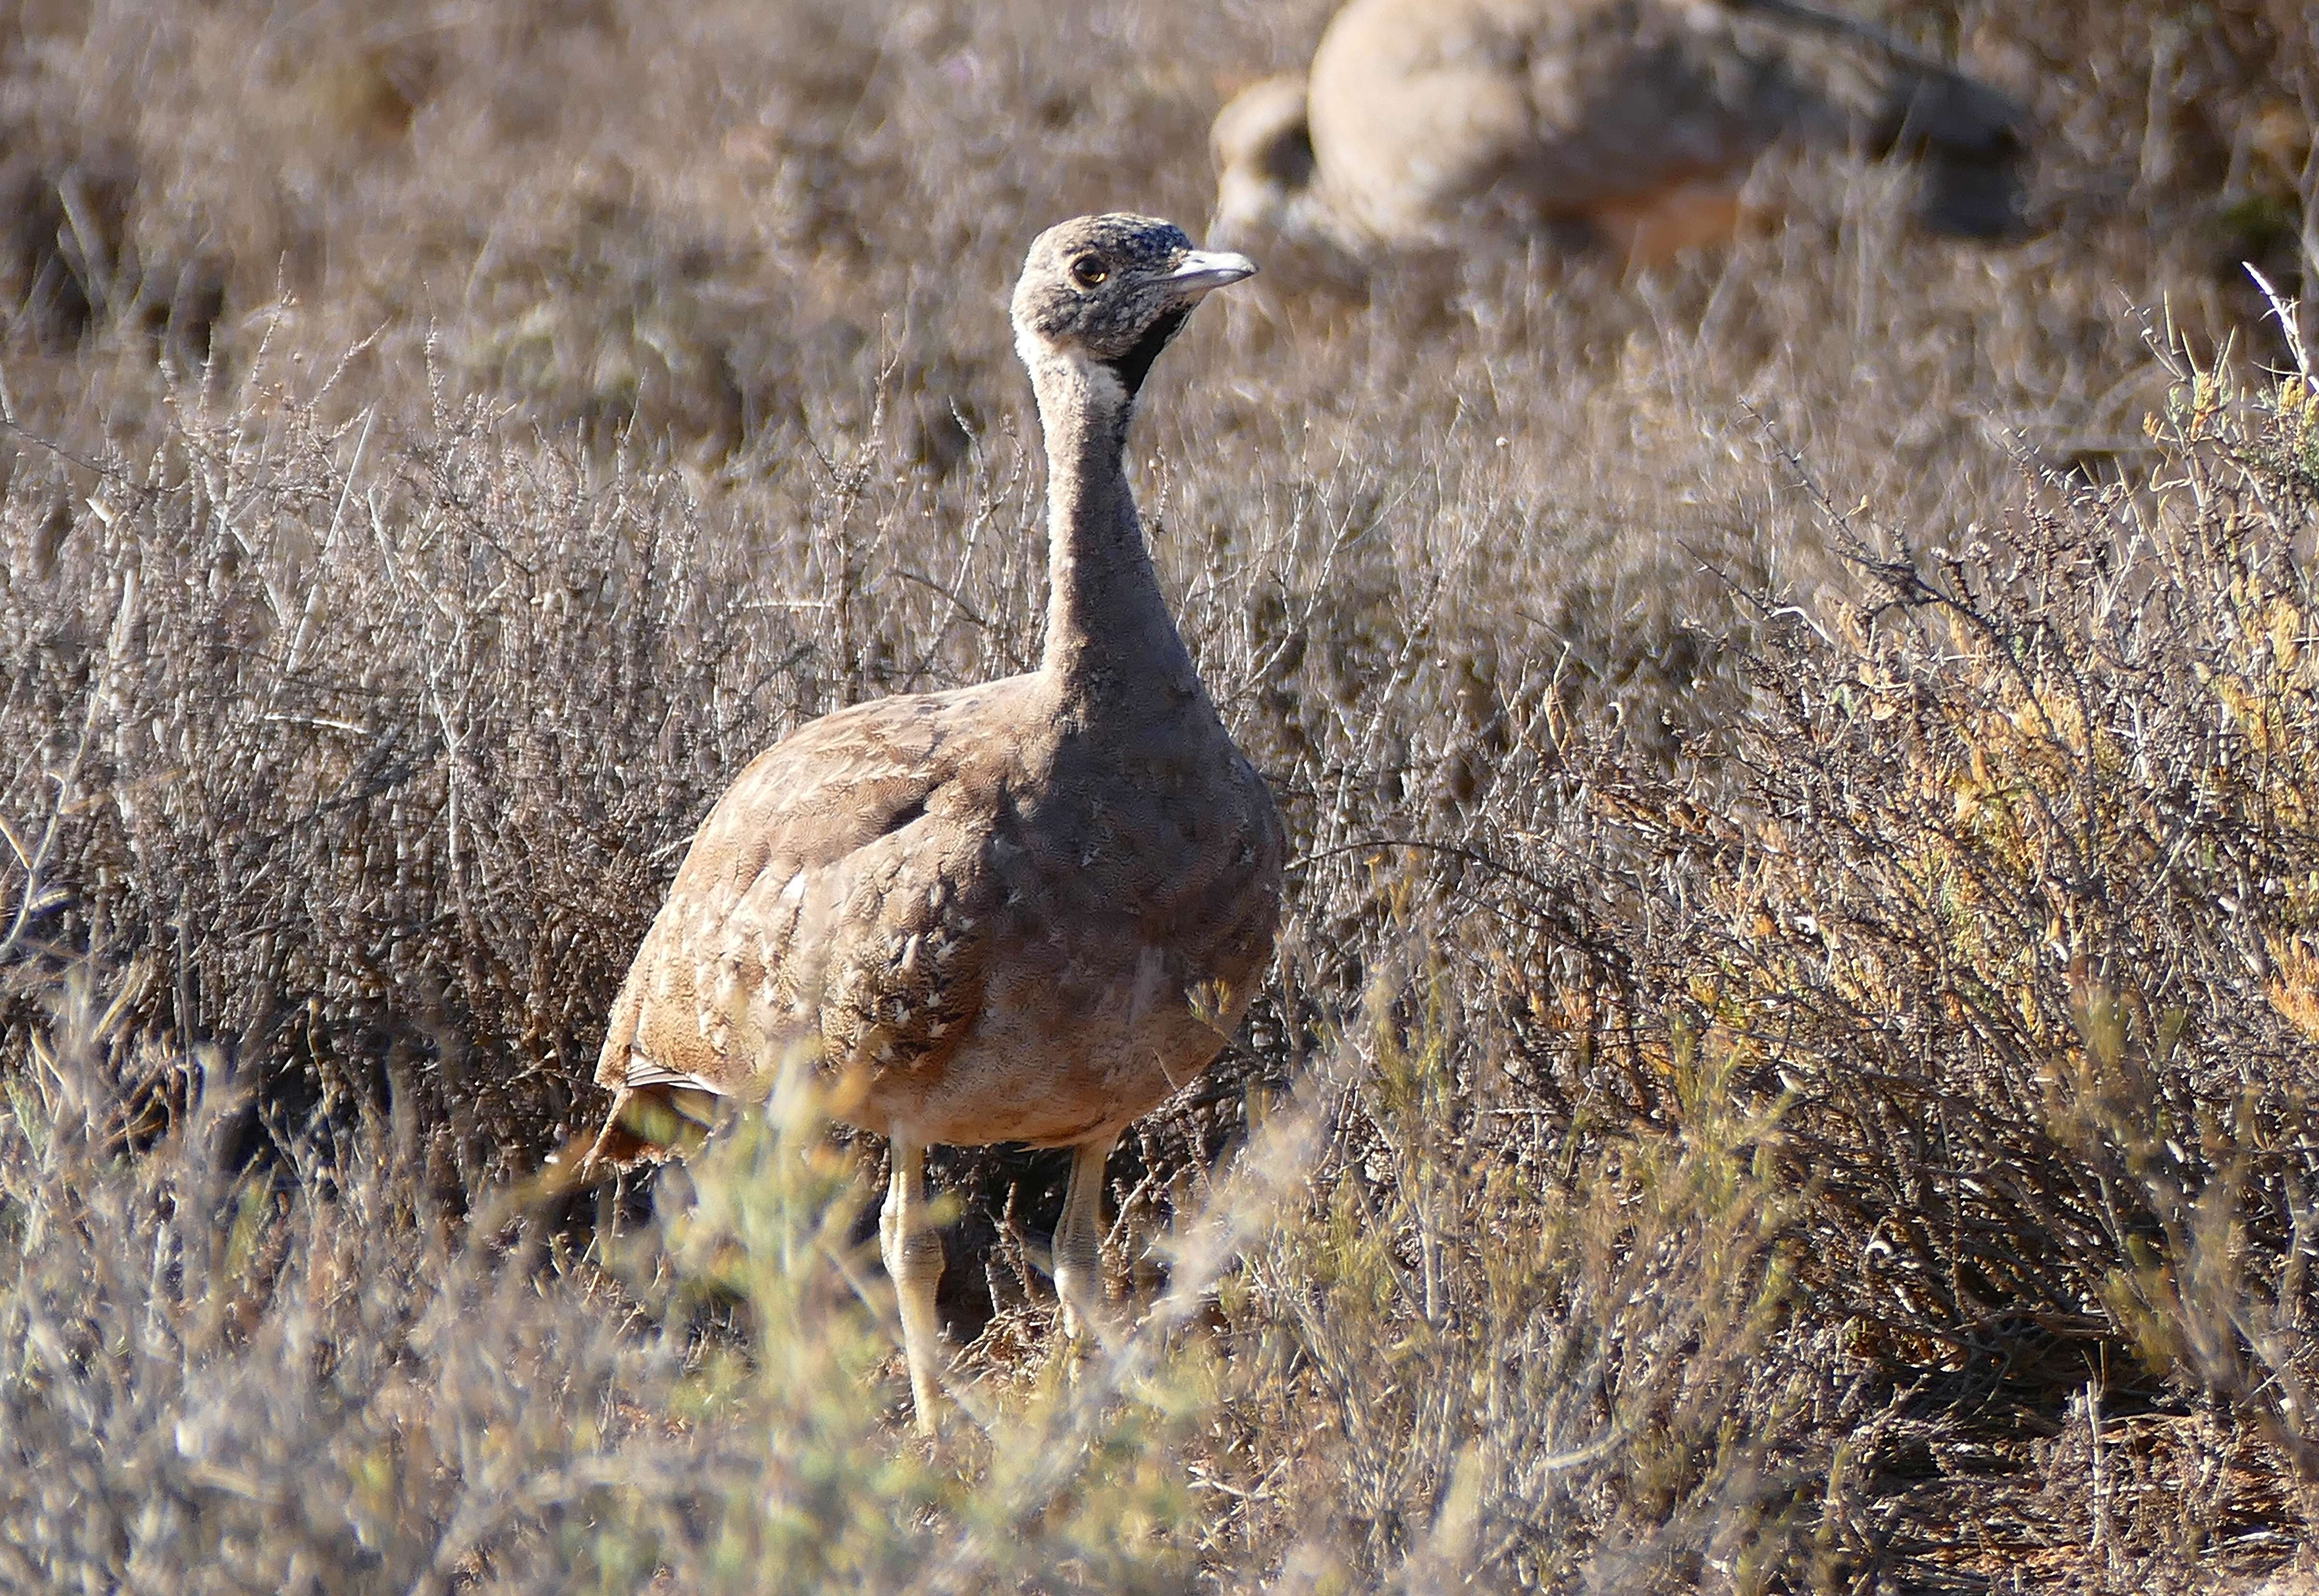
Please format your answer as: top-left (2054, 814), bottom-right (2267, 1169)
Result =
top-left (1026, 343), bottom-right (1200, 703)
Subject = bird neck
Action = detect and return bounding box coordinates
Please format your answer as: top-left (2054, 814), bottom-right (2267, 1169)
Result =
top-left (1028, 348), bottom-right (1200, 704)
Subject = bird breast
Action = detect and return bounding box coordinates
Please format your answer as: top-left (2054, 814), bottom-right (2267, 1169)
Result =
top-left (872, 723), bottom-right (1282, 1147)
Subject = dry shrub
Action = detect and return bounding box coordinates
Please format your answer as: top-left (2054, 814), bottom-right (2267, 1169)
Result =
top-left (1442, 343), bottom-right (2319, 1586)
top-left (4, 944), bottom-right (1831, 1594)
top-left (0, 365), bottom-right (761, 1160)
top-left (0, 971), bottom-right (1258, 1594)
top-left (1198, 973), bottom-right (1814, 1594)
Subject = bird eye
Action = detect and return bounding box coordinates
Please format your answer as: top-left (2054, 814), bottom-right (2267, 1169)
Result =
top-left (1069, 253), bottom-right (1108, 287)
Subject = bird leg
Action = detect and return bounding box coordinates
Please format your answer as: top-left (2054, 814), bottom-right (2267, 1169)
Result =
top-left (1053, 1131), bottom-right (1119, 1342)
top-left (880, 1135), bottom-right (946, 1433)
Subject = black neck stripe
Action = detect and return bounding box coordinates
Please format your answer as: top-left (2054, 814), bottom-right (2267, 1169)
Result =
top-left (1101, 307), bottom-right (1192, 398)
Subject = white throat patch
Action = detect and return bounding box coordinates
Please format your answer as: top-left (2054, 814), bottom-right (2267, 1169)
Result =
top-left (1016, 328), bottom-right (1132, 412)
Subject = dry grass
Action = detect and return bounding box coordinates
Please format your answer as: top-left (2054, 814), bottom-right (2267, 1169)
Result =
top-left (6, 0), bottom-right (2319, 1589)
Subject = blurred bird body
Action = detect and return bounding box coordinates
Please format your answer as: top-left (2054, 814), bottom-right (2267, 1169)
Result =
top-left (1211, 0), bottom-right (2028, 264)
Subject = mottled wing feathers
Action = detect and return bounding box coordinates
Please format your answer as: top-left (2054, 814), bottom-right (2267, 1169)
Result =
top-left (596, 681), bottom-right (1029, 1105)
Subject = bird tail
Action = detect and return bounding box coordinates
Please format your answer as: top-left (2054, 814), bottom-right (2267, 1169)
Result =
top-left (563, 965), bottom-right (729, 1180)
top-left (1729, 0), bottom-right (2029, 239)
top-left (548, 1069), bottom-right (726, 1182)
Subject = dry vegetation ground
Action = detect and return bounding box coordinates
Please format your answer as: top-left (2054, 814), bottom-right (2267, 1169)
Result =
top-left (5, 0), bottom-right (2319, 1589)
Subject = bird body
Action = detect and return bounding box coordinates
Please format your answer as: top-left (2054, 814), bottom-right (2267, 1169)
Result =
top-left (1212, 0), bottom-right (2027, 262)
top-left (588, 214), bottom-right (1283, 1430)
top-left (599, 667), bottom-right (1279, 1151)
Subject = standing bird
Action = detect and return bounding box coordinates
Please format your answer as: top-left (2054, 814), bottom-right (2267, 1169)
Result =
top-left (585, 214), bottom-right (1286, 1433)
top-left (1210, 0), bottom-right (2028, 266)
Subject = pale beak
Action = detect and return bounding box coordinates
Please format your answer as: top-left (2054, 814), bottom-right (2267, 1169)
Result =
top-left (1165, 248), bottom-right (1259, 298)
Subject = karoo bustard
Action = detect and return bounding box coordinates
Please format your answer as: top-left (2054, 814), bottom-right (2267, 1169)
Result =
top-left (1210, 0), bottom-right (2028, 266)
top-left (586, 214), bottom-right (1286, 1432)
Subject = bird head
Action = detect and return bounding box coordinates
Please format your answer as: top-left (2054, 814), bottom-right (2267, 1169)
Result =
top-left (1207, 76), bottom-right (1316, 252)
top-left (1011, 213), bottom-right (1257, 399)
